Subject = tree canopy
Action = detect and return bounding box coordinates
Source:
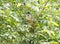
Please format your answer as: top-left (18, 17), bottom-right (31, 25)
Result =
top-left (0, 0), bottom-right (60, 44)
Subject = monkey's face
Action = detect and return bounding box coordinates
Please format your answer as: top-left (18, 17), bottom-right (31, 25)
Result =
top-left (26, 14), bottom-right (33, 23)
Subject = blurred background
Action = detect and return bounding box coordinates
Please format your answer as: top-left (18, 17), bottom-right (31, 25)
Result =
top-left (0, 0), bottom-right (60, 44)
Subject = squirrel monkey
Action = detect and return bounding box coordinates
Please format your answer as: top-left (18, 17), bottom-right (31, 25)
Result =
top-left (26, 12), bottom-right (33, 23)
top-left (26, 12), bottom-right (36, 33)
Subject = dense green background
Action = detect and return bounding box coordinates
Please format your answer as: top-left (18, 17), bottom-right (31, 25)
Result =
top-left (0, 0), bottom-right (60, 44)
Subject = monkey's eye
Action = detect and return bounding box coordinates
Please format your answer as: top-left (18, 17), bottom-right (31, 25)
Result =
top-left (27, 14), bottom-right (30, 16)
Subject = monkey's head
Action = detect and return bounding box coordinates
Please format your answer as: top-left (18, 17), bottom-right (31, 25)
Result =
top-left (26, 12), bottom-right (33, 23)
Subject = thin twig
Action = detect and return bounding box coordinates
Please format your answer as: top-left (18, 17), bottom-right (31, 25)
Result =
top-left (39, 0), bottom-right (49, 16)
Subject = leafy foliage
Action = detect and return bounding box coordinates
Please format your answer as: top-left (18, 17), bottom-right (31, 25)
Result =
top-left (0, 0), bottom-right (60, 44)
